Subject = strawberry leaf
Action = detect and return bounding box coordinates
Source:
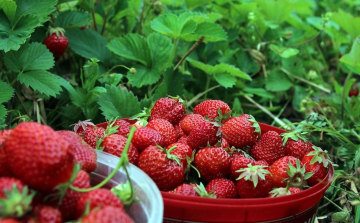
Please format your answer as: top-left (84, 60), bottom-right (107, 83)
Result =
top-left (55, 10), bottom-right (91, 28)
top-left (0, 105), bottom-right (6, 121)
top-left (182, 22), bottom-right (228, 42)
top-left (98, 85), bottom-right (141, 120)
top-left (15, 0), bottom-right (57, 23)
top-left (0, 81), bottom-right (14, 104)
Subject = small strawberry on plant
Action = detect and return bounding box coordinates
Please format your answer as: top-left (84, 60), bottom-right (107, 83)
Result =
top-left (44, 27), bottom-right (69, 59)
top-left (348, 83), bottom-right (359, 97)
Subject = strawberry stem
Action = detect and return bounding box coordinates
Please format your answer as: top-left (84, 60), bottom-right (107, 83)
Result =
top-left (70, 126), bottom-right (136, 192)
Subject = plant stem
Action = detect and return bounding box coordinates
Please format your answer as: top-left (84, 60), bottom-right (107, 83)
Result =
top-left (137, 0), bottom-right (147, 33)
top-left (323, 196), bottom-right (346, 212)
top-left (242, 94), bottom-right (289, 130)
top-left (168, 38), bottom-right (179, 66)
top-left (341, 72), bottom-right (352, 125)
top-left (280, 67), bottom-right (331, 93)
top-left (91, 0), bottom-right (97, 31)
top-left (101, 1), bottom-right (118, 35)
top-left (174, 36), bottom-right (205, 71)
top-left (70, 126), bottom-right (136, 192)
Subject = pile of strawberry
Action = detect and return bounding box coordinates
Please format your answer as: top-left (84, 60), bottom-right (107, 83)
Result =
top-left (77, 97), bottom-right (331, 199)
top-left (0, 122), bottom-right (135, 223)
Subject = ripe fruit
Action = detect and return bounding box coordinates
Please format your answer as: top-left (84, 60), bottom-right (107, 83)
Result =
top-left (80, 206), bottom-right (134, 223)
top-left (82, 126), bottom-right (105, 149)
top-left (205, 178), bottom-right (238, 198)
top-left (4, 122), bottom-right (75, 192)
top-left (44, 27), bottom-right (69, 58)
top-left (180, 114), bottom-right (206, 135)
top-left (147, 118), bottom-right (177, 147)
top-left (282, 133), bottom-right (314, 160)
top-left (31, 205), bottom-right (62, 223)
top-left (0, 148), bottom-right (12, 177)
top-left (250, 130), bottom-right (285, 165)
top-left (0, 129), bottom-right (12, 146)
top-left (138, 145), bottom-right (184, 191)
top-left (349, 83), bottom-right (359, 97)
top-left (131, 127), bottom-right (164, 152)
top-left (102, 134), bottom-right (139, 165)
top-left (268, 187), bottom-right (303, 197)
top-left (75, 188), bottom-right (124, 219)
top-left (112, 119), bottom-right (131, 136)
top-left (193, 100), bottom-right (231, 122)
top-left (302, 146), bottom-right (330, 186)
top-left (230, 156), bottom-right (256, 181)
top-left (221, 114), bottom-right (260, 148)
top-left (170, 184), bottom-right (199, 197)
top-left (166, 143), bottom-right (193, 168)
top-left (149, 97), bottom-right (185, 125)
top-left (57, 130), bottom-right (97, 173)
top-left (187, 120), bottom-right (220, 150)
top-left (194, 146), bottom-right (231, 182)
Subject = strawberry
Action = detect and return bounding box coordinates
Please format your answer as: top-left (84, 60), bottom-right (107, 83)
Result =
top-left (149, 97), bottom-right (185, 125)
top-left (147, 118), bottom-right (177, 147)
top-left (250, 130), bottom-right (285, 165)
top-left (73, 120), bottom-right (95, 135)
top-left (236, 164), bottom-right (273, 198)
top-left (187, 120), bottom-right (220, 151)
top-left (282, 132), bottom-right (314, 160)
top-left (138, 145), bottom-right (184, 191)
top-left (80, 206), bottom-right (134, 223)
top-left (75, 188), bottom-right (124, 219)
top-left (131, 127), bottom-right (164, 152)
top-left (0, 129), bottom-right (12, 146)
top-left (269, 156), bottom-right (312, 188)
top-left (268, 187), bottom-right (303, 197)
top-left (0, 219), bottom-right (21, 223)
top-left (170, 184), bottom-right (199, 197)
top-left (221, 114), bottom-right (260, 148)
top-left (0, 147), bottom-right (12, 177)
top-left (205, 178), bottom-right (238, 198)
top-left (302, 146), bottom-right (330, 186)
top-left (31, 205), bottom-right (62, 223)
top-left (101, 134), bottom-right (139, 165)
top-left (230, 156), bottom-right (256, 181)
top-left (220, 137), bottom-right (230, 150)
top-left (194, 146), bottom-right (231, 182)
top-left (180, 114), bottom-right (206, 135)
top-left (57, 130), bottom-right (97, 173)
top-left (82, 126), bottom-right (105, 149)
top-left (112, 119), bottom-right (131, 136)
top-left (174, 122), bottom-right (186, 139)
top-left (4, 122), bottom-right (75, 192)
top-left (44, 27), bottom-right (68, 58)
top-left (53, 170), bottom-right (91, 221)
top-left (349, 83), bottom-right (359, 97)
top-left (193, 100), bottom-right (231, 122)
top-left (0, 177), bottom-right (25, 198)
top-left (177, 136), bottom-right (188, 144)
top-left (166, 143), bottom-right (193, 168)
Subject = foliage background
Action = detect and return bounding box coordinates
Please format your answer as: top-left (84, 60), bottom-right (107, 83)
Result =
top-left (1, 0), bottom-right (360, 222)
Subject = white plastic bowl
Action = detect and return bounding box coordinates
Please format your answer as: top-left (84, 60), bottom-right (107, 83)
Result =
top-left (89, 150), bottom-right (164, 223)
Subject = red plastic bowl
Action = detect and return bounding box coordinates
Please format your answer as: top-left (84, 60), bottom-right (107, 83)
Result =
top-left (96, 120), bottom-right (334, 223)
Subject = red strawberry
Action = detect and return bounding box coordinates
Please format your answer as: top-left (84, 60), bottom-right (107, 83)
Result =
top-left (177, 136), bottom-right (188, 144)
top-left (0, 147), bottom-right (12, 177)
top-left (236, 164), bottom-right (273, 198)
top-left (269, 156), bottom-right (311, 188)
top-left (302, 146), bottom-right (330, 186)
top-left (149, 97), bottom-right (185, 125)
top-left (230, 156), bottom-right (256, 181)
top-left (112, 119), bottom-right (131, 136)
top-left (31, 205), bottom-right (62, 223)
top-left (166, 143), bottom-right (193, 168)
top-left (170, 184), bottom-right (199, 197)
top-left (174, 122), bottom-right (186, 139)
top-left (0, 219), bottom-right (21, 223)
top-left (282, 133), bottom-right (314, 160)
top-left (193, 100), bottom-right (231, 122)
top-left (0, 129), bottom-right (12, 146)
top-left (73, 120), bottom-right (95, 135)
top-left (205, 178), bottom-right (238, 198)
top-left (75, 188), bottom-right (124, 219)
top-left (4, 122), bottom-right (75, 192)
top-left (187, 120), bottom-right (220, 151)
top-left (57, 130), bottom-right (97, 173)
top-left (147, 118), bottom-right (177, 147)
top-left (44, 28), bottom-right (68, 58)
top-left (138, 145), bottom-right (184, 191)
top-left (131, 127), bottom-right (164, 152)
top-left (53, 170), bottom-right (91, 221)
top-left (349, 83), bottom-right (359, 97)
top-left (101, 134), bottom-right (139, 165)
top-left (194, 146), bottom-right (231, 182)
top-left (250, 130), bottom-right (285, 165)
top-left (82, 126), bottom-right (105, 149)
top-left (220, 137), bottom-right (230, 150)
top-left (268, 187), bottom-right (303, 197)
top-left (80, 206), bottom-right (134, 223)
top-left (180, 114), bottom-right (206, 135)
top-left (0, 177), bottom-right (25, 198)
top-left (221, 114), bottom-right (260, 148)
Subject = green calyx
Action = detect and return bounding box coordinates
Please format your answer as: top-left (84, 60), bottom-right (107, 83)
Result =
top-left (214, 108), bottom-right (232, 124)
top-left (130, 107), bottom-right (151, 125)
top-left (281, 131), bottom-right (308, 146)
top-left (248, 115), bottom-right (261, 134)
top-left (307, 146), bottom-right (331, 168)
top-left (111, 181), bottom-right (139, 209)
top-left (236, 164), bottom-right (271, 187)
top-left (96, 117), bottom-right (120, 151)
top-left (283, 159), bottom-right (313, 189)
top-left (268, 187), bottom-right (291, 198)
top-left (0, 185), bottom-right (35, 218)
top-left (47, 27), bottom-right (66, 37)
top-left (168, 95), bottom-right (186, 106)
top-left (184, 150), bottom-right (201, 179)
top-left (72, 119), bottom-right (95, 133)
top-left (193, 182), bottom-right (216, 198)
top-left (157, 145), bottom-right (182, 166)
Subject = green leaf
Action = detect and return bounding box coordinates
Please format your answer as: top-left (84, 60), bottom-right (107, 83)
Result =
top-left (214, 73), bottom-right (236, 88)
top-left (15, 0), bottom-right (57, 24)
top-left (0, 81), bottom-right (14, 103)
top-left (339, 37), bottom-right (360, 75)
top-left (255, 0), bottom-right (292, 24)
top-left (66, 29), bottom-right (111, 62)
top-left (147, 32), bottom-right (173, 70)
top-left (127, 65), bottom-right (161, 88)
top-left (150, 13), bottom-right (197, 39)
top-left (3, 42), bottom-right (54, 72)
top-left (0, 105), bottom-right (6, 120)
top-left (163, 66), bottom-right (184, 97)
top-left (330, 10), bottom-right (360, 40)
top-left (57, 77), bottom-right (85, 107)
top-left (0, 13), bottom-right (40, 52)
top-left (55, 10), bottom-right (91, 28)
top-left (17, 71), bottom-right (63, 97)
top-left (108, 34), bottom-right (151, 67)
top-left (98, 85), bottom-right (141, 120)
top-left (243, 87), bottom-right (275, 99)
top-left (182, 22), bottom-right (228, 42)
top-left (269, 44), bottom-right (299, 58)
top-left (185, 0), bottom-right (212, 10)
top-left (265, 71), bottom-right (293, 92)
top-left (0, 0), bottom-right (16, 24)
